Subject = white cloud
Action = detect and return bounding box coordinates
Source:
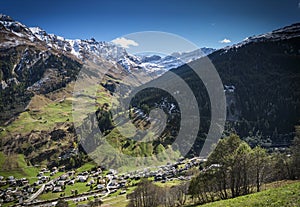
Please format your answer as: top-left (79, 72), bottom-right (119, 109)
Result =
top-left (111, 37), bottom-right (139, 48)
top-left (219, 38), bottom-right (231, 44)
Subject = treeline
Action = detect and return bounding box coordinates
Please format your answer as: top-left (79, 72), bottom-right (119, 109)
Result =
top-left (126, 132), bottom-right (300, 207)
top-left (189, 133), bottom-right (300, 205)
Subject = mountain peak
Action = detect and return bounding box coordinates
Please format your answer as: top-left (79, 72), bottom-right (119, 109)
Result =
top-left (271, 22), bottom-right (300, 36)
top-left (222, 22), bottom-right (300, 53)
top-left (29, 26), bottom-right (46, 34)
top-left (141, 55), bottom-right (162, 63)
top-left (0, 14), bottom-right (14, 22)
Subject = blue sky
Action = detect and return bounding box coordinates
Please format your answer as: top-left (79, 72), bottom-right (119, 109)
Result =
top-left (0, 0), bottom-right (299, 49)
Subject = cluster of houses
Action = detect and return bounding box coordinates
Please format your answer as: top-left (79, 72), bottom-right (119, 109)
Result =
top-left (0, 175), bottom-right (32, 204)
top-left (0, 166), bottom-right (65, 204)
top-left (116, 157), bottom-right (204, 184)
top-left (0, 157), bottom-right (206, 205)
top-left (153, 157), bottom-right (203, 182)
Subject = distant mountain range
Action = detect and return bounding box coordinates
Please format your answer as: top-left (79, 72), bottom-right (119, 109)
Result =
top-left (29, 26), bottom-right (215, 76)
top-left (137, 48), bottom-right (216, 76)
top-left (0, 14), bottom-right (214, 76)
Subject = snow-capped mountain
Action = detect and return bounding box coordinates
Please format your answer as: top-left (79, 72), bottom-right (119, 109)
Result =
top-left (29, 27), bottom-right (130, 63)
top-left (0, 14), bottom-right (140, 71)
top-left (0, 14), bottom-right (215, 76)
top-left (136, 48), bottom-right (216, 76)
top-left (0, 14), bottom-right (38, 47)
top-left (221, 23), bottom-right (300, 53)
top-left (171, 47), bottom-right (216, 62)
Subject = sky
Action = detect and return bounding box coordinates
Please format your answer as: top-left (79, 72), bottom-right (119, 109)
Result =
top-left (0, 0), bottom-right (299, 49)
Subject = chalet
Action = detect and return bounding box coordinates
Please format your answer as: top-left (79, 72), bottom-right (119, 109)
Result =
top-left (52, 186), bottom-right (63, 192)
top-left (67, 180), bottom-right (75, 185)
top-left (59, 166), bottom-right (66, 172)
top-left (78, 176), bottom-right (88, 182)
top-left (96, 184), bottom-right (105, 189)
top-left (59, 174), bottom-right (68, 181)
top-left (0, 181), bottom-right (7, 186)
top-left (45, 184), bottom-right (54, 192)
top-left (57, 180), bottom-right (65, 186)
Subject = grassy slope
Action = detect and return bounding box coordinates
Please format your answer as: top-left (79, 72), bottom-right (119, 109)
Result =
top-left (198, 181), bottom-right (300, 207)
top-left (0, 97), bottom-right (73, 137)
top-left (0, 82), bottom-right (109, 177)
top-left (0, 81), bottom-right (112, 137)
top-left (0, 152), bottom-right (39, 183)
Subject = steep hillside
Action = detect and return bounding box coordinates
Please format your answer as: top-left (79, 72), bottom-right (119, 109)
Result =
top-left (129, 23), bottom-right (300, 156)
top-left (209, 23), bottom-right (300, 142)
top-left (0, 15), bottom-right (136, 169)
top-left (210, 32), bottom-right (300, 141)
top-left (0, 15), bottom-right (83, 123)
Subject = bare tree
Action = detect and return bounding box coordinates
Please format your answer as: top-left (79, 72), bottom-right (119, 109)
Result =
top-left (127, 179), bottom-right (161, 207)
top-left (251, 146), bottom-right (268, 192)
top-left (290, 128), bottom-right (300, 179)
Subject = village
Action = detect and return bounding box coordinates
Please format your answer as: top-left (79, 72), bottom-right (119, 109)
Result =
top-left (0, 157), bottom-right (205, 206)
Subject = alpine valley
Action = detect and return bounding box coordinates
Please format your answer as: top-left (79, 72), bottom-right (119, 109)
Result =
top-left (0, 13), bottom-right (300, 206)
